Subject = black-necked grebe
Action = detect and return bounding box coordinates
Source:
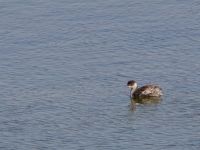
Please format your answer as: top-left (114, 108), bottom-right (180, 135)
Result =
top-left (127, 80), bottom-right (163, 99)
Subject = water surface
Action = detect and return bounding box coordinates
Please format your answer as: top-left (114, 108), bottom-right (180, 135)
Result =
top-left (0, 0), bottom-right (200, 149)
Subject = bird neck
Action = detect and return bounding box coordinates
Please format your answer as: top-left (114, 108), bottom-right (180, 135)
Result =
top-left (130, 87), bottom-right (137, 98)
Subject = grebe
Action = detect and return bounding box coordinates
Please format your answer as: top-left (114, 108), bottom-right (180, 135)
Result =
top-left (127, 80), bottom-right (163, 99)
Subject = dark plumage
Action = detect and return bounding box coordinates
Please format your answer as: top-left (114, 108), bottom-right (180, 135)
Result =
top-left (133, 85), bottom-right (162, 98)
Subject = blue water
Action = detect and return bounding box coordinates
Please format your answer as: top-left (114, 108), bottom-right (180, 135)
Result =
top-left (0, 0), bottom-right (200, 149)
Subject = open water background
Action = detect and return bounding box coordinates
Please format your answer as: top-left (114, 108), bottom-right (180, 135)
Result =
top-left (0, 0), bottom-right (200, 149)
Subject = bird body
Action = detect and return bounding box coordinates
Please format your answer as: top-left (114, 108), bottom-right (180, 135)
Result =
top-left (127, 80), bottom-right (163, 99)
top-left (133, 85), bottom-right (162, 98)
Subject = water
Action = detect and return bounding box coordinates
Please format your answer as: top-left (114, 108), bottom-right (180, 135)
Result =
top-left (0, 0), bottom-right (200, 149)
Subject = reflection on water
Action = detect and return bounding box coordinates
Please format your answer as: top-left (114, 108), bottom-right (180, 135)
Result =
top-left (130, 97), bottom-right (162, 110)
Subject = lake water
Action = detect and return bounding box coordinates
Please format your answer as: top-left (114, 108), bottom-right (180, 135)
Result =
top-left (0, 0), bottom-right (200, 149)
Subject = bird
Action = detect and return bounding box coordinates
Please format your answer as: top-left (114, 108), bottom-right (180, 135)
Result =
top-left (127, 80), bottom-right (163, 99)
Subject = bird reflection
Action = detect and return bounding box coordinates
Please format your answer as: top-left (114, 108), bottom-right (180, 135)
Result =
top-left (129, 97), bottom-right (162, 111)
